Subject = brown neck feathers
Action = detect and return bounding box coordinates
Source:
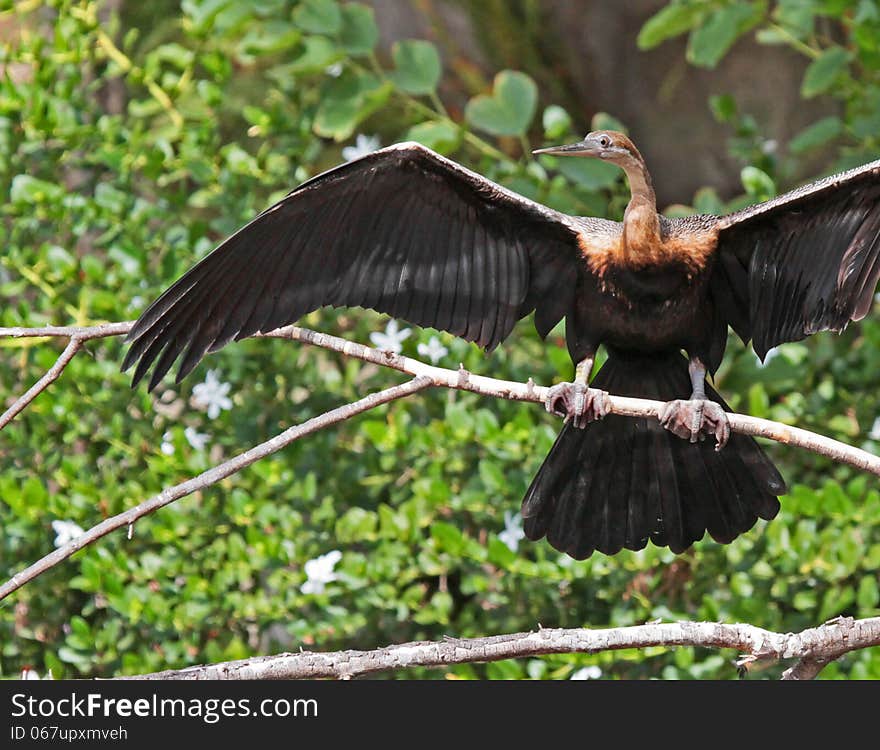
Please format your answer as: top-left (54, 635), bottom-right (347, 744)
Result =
top-left (619, 152), bottom-right (660, 256)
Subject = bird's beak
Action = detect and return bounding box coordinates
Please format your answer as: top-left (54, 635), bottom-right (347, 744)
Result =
top-left (532, 139), bottom-right (597, 158)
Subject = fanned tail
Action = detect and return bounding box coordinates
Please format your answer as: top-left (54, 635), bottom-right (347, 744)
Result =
top-left (522, 349), bottom-right (786, 558)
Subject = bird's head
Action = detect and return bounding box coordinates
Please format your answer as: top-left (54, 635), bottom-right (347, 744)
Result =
top-left (533, 130), bottom-right (643, 168)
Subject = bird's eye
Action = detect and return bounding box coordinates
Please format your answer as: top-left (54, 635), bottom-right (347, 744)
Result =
top-left (599, 136), bottom-right (611, 148)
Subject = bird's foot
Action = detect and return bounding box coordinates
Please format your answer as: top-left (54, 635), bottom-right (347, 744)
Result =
top-left (659, 399), bottom-right (730, 450)
top-left (545, 382), bottom-right (610, 428)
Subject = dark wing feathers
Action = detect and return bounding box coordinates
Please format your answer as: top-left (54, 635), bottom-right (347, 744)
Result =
top-left (124, 142), bottom-right (583, 388)
top-left (714, 158), bottom-right (880, 358)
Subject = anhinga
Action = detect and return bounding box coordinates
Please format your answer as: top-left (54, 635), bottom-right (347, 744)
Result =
top-left (123, 131), bottom-right (880, 559)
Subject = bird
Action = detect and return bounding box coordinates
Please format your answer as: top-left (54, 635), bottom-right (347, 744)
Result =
top-left (122, 130), bottom-right (880, 559)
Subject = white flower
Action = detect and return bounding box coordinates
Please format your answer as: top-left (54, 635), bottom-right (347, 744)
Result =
top-left (869, 417), bottom-right (880, 441)
top-left (184, 426), bottom-right (210, 451)
top-left (20, 668), bottom-right (42, 680)
top-left (417, 336), bottom-right (449, 364)
top-left (755, 346), bottom-right (780, 368)
top-left (325, 62), bottom-right (343, 78)
top-left (160, 431), bottom-right (175, 455)
top-left (192, 369), bottom-right (232, 419)
top-left (499, 511), bottom-right (525, 553)
top-left (761, 139), bottom-right (778, 155)
top-left (342, 133), bottom-right (381, 162)
top-left (570, 665), bottom-right (602, 680)
top-left (369, 319), bottom-right (411, 354)
top-left (51, 520), bottom-right (84, 548)
top-left (301, 550), bottom-right (342, 595)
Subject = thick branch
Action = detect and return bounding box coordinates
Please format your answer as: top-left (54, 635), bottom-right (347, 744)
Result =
top-left (0, 376), bottom-right (433, 602)
top-left (119, 617), bottom-right (880, 680)
top-left (0, 322), bottom-right (133, 339)
top-left (260, 326), bottom-right (880, 478)
top-left (3, 320), bottom-right (878, 477)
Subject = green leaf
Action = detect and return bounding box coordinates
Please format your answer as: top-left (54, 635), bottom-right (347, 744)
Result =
top-left (551, 157), bottom-right (620, 191)
top-left (709, 93), bottom-right (737, 123)
top-left (637, 2), bottom-right (705, 49)
top-left (389, 40), bottom-right (442, 95)
top-left (801, 46), bottom-right (850, 98)
top-left (774, 0), bottom-right (817, 37)
top-left (10, 175), bottom-right (63, 204)
top-left (431, 522), bottom-right (464, 554)
top-left (478, 459), bottom-right (505, 493)
top-left (339, 3), bottom-right (378, 56)
top-left (313, 71), bottom-right (393, 140)
top-left (46, 244), bottom-right (76, 273)
top-left (747, 382), bottom-right (770, 418)
top-left (741, 165), bottom-right (776, 201)
top-left (687, 3), bottom-right (762, 69)
top-left (693, 186), bottom-right (724, 214)
top-left (293, 0), bottom-right (342, 35)
top-left (857, 575), bottom-right (879, 610)
top-left (591, 111), bottom-right (628, 133)
top-left (487, 536), bottom-right (516, 567)
top-left (542, 105), bottom-right (572, 140)
top-left (404, 120), bottom-right (462, 154)
top-left (789, 116), bottom-right (843, 153)
top-left (793, 589), bottom-right (816, 611)
top-left (237, 21), bottom-right (300, 58)
top-left (335, 507), bottom-right (378, 542)
top-left (465, 70), bottom-right (538, 137)
top-left (182, 0), bottom-right (235, 33)
top-left (285, 35), bottom-right (340, 74)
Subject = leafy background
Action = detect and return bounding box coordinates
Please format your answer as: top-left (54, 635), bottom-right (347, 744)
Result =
top-left (1, 0), bottom-right (879, 680)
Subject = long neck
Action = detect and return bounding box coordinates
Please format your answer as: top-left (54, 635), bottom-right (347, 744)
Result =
top-left (620, 155), bottom-right (660, 255)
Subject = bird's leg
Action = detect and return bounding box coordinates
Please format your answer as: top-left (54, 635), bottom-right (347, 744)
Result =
top-left (544, 356), bottom-right (610, 429)
top-left (659, 357), bottom-right (730, 450)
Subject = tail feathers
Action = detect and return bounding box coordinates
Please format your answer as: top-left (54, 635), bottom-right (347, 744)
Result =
top-left (522, 350), bottom-right (785, 559)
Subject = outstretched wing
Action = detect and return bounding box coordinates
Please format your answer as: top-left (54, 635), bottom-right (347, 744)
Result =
top-left (711, 158), bottom-right (880, 358)
top-left (123, 142), bottom-right (583, 389)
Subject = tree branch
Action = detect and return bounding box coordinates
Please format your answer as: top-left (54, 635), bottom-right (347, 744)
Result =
top-left (0, 322), bottom-right (132, 432)
top-left (117, 617), bottom-right (880, 680)
top-left (0, 375), bottom-right (433, 602)
top-left (260, 326), bottom-right (880, 478)
top-left (2, 320), bottom-right (878, 477)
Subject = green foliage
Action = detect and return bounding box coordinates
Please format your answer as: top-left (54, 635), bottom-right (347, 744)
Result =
top-left (686, 2), bottom-right (764, 69)
top-left (1, 0), bottom-right (879, 683)
top-left (801, 46), bottom-right (851, 98)
top-left (465, 70), bottom-right (538, 137)
top-left (389, 40), bottom-right (441, 96)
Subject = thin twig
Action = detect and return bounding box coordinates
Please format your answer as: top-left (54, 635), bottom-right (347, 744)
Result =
top-left (0, 338), bottom-right (82, 430)
top-left (0, 322), bottom-right (133, 432)
top-left (118, 617), bottom-right (880, 680)
top-left (0, 376), bottom-right (433, 602)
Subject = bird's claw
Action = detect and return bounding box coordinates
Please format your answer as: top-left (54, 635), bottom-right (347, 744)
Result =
top-left (659, 399), bottom-right (730, 450)
top-left (545, 382), bottom-right (609, 428)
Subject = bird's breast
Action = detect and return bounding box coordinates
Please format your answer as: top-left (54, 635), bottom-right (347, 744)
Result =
top-left (578, 226), bottom-right (718, 278)
top-left (575, 234), bottom-right (717, 353)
